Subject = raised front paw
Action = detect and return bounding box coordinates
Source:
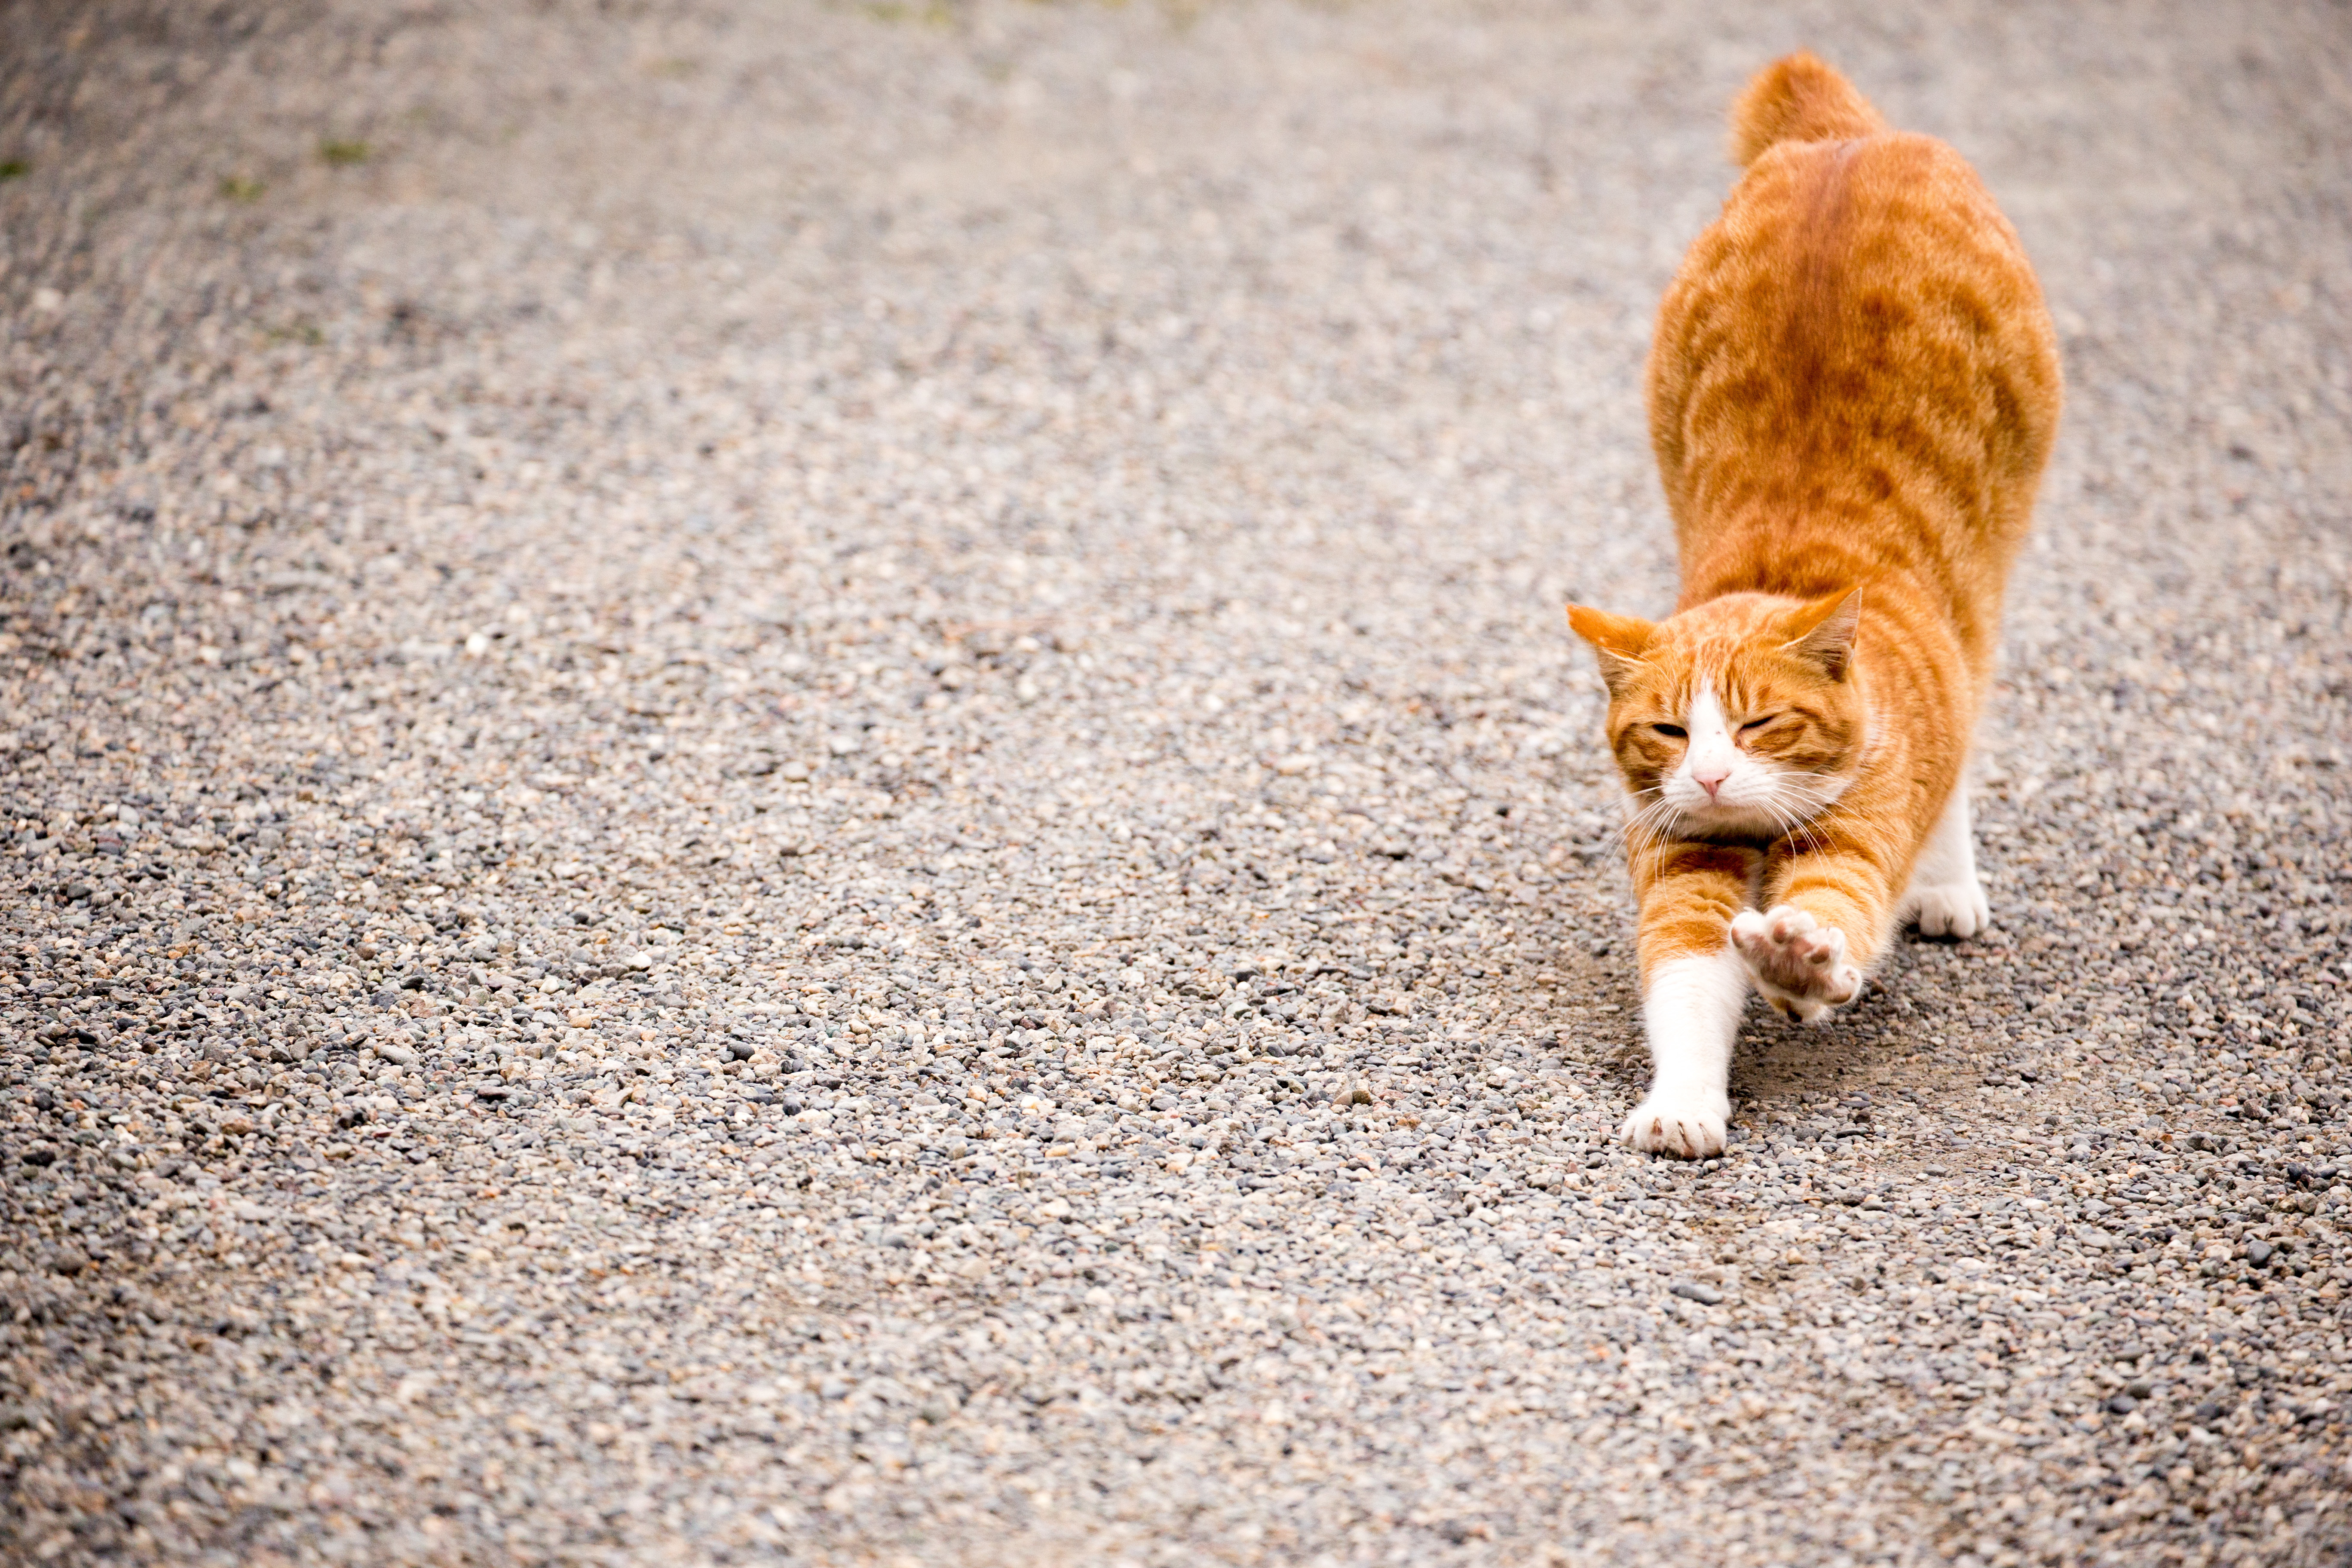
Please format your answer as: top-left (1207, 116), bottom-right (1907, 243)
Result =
top-left (1729, 905), bottom-right (1861, 1022)
top-left (1912, 879), bottom-right (1990, 939)
top-left (1620, 1091), bottom-right (1729, 1159)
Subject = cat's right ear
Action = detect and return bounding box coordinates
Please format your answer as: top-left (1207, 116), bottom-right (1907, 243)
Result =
top-left (1565, 604), bottom-right (1656, 697)
top-left (1781, 589), bottom-right (1862, 680)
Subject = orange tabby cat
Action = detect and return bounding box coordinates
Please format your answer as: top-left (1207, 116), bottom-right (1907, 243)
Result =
top-left (1567, 53), bottom-right (2062, 1158)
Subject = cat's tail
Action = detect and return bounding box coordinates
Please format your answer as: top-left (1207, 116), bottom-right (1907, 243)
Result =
top-left (1727, 52), bottom-right (1888, 167)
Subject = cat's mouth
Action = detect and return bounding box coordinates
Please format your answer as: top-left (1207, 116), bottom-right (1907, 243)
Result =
top-left (1663, 790), bottom-right (1850, 848)
top-left (1661, 769), bottom-right (1857, 842)
top-left (1668, 800), bottom-right (1795, 844)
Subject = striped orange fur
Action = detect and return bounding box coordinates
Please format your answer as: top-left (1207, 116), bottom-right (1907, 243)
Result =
top-left (1567, 53), bottom-right (2062, 1158)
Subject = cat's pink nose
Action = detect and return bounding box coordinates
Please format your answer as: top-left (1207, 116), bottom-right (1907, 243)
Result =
top-left (1693, 766), bottom-right (1728, 800)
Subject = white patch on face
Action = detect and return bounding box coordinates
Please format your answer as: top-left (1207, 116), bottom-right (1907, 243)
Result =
top-left (1682, 682), bottom-right (1740, 803)
top-left (1659, 678), bottom-right (1756, 825)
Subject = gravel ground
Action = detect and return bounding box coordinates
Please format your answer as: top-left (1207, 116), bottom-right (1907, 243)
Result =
top-left (3, 3), bottom-right (2349, 1564)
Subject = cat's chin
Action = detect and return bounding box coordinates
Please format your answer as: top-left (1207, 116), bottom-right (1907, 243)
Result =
top-left (1666, 801), bottom-right (1804, 843)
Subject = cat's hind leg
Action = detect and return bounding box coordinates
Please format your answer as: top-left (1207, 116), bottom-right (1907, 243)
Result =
top-left (1903, 784), bottom-right (1989, 939)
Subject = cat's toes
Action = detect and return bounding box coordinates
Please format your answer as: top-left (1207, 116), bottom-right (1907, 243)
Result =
top-left (1912, 879), bottom-right (1991, 939)
top-left (1729, 904), bottom-right (1861, 1020)
top-left (1620, 1093), bottom-right (1729, 1159)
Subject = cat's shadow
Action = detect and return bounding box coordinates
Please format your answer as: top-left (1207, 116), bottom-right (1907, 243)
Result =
top-left (1727, 933), bottom-right (1967, 1104)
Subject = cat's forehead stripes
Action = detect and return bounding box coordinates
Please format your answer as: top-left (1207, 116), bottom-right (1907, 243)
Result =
top-left (1669, 651), bottom-right (1763, 720)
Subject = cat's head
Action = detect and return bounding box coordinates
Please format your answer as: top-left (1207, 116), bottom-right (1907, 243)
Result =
top-left (1566, 591), bottom-right (1866, 842)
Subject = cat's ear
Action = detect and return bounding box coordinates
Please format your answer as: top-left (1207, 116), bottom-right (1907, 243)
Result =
top-left (1565, 603), bottom-right (1657, 696)
top-left (1782, 590), bottom-right (1861, 680)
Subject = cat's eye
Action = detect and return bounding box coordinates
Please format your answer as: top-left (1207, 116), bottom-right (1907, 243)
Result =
top-left (1740, 715), bottom-right (1779, 732)
top-left (1651, 723), bottom-right (1687, 739)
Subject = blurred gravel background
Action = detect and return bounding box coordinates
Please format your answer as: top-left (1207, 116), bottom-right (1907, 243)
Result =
top-left (2, 2), bottom-right (2349, 1564)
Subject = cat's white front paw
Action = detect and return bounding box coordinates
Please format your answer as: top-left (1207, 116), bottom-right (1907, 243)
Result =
top-left (1620, 1091), bottom-right (1729, 1159)
top-left (1729, 905), bottom-right (1861, 1022)
top-left (1911, 879), bottom-right (1990, 938)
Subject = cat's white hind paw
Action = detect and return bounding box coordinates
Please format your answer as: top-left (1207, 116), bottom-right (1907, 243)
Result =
top-left (1729, 905), bottom-right (1861, 1022)
top-left (1620, 1091), bottom-right (1729, 1159)
top-left (1911, 879), bottom-right (1990, 939)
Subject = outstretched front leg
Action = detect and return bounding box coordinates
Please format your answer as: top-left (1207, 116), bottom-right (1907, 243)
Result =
top-left (1737, 829), bottom-right (1903, 1022)
top-left (1621, 841), bottom-right (1758, 1158)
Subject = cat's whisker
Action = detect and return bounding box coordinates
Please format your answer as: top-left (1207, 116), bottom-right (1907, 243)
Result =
top-left (1752, 796), bottom-right (1804, 858)
top-left (1614, 792), bottom-right (1682, 859)
top-left (1761, 781), bottom-right (1835, 860)
top-left (1780, 803), bottom-right (1831, 863)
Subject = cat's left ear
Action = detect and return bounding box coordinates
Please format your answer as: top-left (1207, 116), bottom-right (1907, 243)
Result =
top-left (1782, 591), bottom-right (1861, 680)
top-left (1565, 603), bottom-right (1657, 696)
